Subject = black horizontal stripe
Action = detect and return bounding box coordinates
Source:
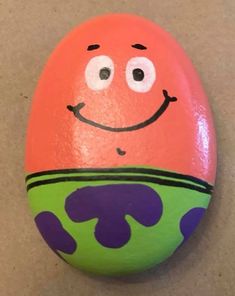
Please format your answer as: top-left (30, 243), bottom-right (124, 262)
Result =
top-left (26, 174), bottom-right (213, 194)
top-left (25, 167), bottom-right (212, 190)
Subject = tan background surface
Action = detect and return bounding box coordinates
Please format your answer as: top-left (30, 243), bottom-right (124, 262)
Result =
top-left (0, 1), bottom-right (235, 295)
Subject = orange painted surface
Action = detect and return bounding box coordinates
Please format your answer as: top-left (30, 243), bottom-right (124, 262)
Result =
top-left (25, 14), bottom-right (216, 183)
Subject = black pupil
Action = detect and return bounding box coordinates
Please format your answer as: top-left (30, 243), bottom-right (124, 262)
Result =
top-left (99, 67), bottom-right (111, 80)
top-left (132, 68), bottom-right (144, 81)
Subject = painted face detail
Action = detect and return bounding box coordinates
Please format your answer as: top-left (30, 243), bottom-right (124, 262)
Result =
top-left (67, 89), bottom-right (177, 132)
top-left (125, 56), bottom-right (156, 93)
top-left (67, 42), bottom-right (177, 132)
top-left (25, 14), bottom-right (216, 275)
top-left (84, 55), bottom-right (115, 91)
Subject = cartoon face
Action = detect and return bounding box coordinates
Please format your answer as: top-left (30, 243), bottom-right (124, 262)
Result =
top-left (25, 14), bottom-right (216, 182)
top-left (67, 51), bottom-right (177, 133)
top-left (67, 48), bottom-right (178, 156)
top-left (25, 14), bottom-right (216, 275)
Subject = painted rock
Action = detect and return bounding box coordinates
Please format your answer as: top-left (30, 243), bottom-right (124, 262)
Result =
top-left (25, 14), bottom-right (216, 276)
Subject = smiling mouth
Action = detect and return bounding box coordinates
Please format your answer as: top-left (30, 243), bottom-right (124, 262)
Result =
top-left (67, 89), bottom-right (177, 132)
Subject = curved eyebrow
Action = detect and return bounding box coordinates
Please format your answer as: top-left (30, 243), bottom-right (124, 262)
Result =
top-left (132, 43), bottom-right (147, 50)
top-left (87, 44), bottom-right (100, 51)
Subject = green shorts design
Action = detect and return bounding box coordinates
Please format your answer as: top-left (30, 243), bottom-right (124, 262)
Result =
top-left (26, 167), bottom-right (212, 275)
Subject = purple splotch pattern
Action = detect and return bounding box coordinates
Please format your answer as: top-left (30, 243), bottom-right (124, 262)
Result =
top-left (65, 184), bottom-right (163, 248)
top-left (35, 211), bottom-right (77, 255)
top-left (180, 207), bottom-right (206, 244)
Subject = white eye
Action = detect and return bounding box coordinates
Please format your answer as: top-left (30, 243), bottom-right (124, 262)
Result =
top-left (85, 55), bottom-right (114, 91)
top-left (126, 57), bottom-right (156, 93)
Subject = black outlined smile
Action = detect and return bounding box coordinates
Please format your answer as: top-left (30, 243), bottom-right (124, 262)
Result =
top-left (67, 89), bottom-right (177, 132)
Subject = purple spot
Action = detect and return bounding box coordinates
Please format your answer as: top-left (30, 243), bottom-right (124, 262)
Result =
top-left (35, 211), bottom-right (77, 255)
top-left (180, 207), bottom-right (206, 243)
top-left (65, 184), bottom-right (162, 248)
top-left (96, 217), bottom-right (131, 248)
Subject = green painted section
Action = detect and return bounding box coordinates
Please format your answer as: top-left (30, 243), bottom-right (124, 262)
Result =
top-left (26, 168), bottom-right (211, 276)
